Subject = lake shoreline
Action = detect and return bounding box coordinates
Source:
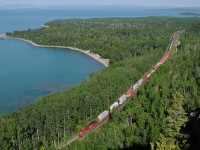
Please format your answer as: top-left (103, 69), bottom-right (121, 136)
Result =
top-left (6, 35), bottom-right (109, 67)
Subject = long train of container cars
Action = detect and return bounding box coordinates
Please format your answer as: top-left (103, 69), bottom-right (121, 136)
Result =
top-left (79, 31), bottom-right (179, 137)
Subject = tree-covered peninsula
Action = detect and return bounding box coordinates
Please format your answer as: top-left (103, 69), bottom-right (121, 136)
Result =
top-left (1, 17), bottom-right (200, 149)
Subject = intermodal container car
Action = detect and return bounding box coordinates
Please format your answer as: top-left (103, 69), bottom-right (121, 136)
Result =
top-left (133, 83), bottom-right (139, 90)
top-left (153, 64), bottom-right (158, 70)
top-left (119, 94), bottom-right (127, 105)
top-left (137, 79), bottom-right (144, 86)
top-left (157, 62), bottom-right (162, 66)
top-left (147, 73), bottom-right (151, 78)
top-left (79, 121), bottom-right (98, 137)
top-left (151, 69), bottom-right (155, 74)
top-left (98, 110), bottom-right (109, 122)
top-left (126, 88), bottom-right (135, 97)
top-left (142, 75), bottom-right (148, 81)
top-left (109, 102), bottom-right (119, 112)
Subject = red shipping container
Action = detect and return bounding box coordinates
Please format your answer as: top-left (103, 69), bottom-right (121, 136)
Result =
top-left (79, 121), bottom-right (98, 137)
top-left (142, 75), bottom-right (148, 81)
top-left (126, 88), bottom-right (134, 97)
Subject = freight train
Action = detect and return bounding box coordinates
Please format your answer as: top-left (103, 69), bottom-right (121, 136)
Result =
top-left (79, 110), bottom-right (109, 137)
top-left (79, 31), bottom-right (179, 137)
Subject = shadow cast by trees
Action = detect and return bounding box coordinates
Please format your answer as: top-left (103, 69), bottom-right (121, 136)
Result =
top-left (183, 108), bottom-right (200, 150)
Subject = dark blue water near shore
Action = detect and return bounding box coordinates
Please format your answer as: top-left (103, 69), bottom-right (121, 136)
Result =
top-left (0, 7), bottom-right (199, 114)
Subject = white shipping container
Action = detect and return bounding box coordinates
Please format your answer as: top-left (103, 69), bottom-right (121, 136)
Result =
top-left (133, 83), bottom-right (139, 90)
top-left (151, 69), bottom-right (155, 74)
top-left (147, 73), bottom-right (151, 78)
top-left (109, 102), bottom-right (119, 111)
top-left (119, 94), bottom-right (127, 105)
top-left (157, 62), bottom-right (162, 66)
top-left (98, 110), bottom-right (109, 120)
top-left (137, 79), bottom-right (144, 85)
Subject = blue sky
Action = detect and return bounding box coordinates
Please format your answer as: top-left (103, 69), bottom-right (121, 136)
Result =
top-left (1, 0), bottom-right (200, 7)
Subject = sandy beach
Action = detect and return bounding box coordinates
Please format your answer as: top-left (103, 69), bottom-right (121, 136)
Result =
top-left (6, 36), bottom-right (109, 67)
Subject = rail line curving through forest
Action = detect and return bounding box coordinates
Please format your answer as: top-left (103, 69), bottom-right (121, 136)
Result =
top-left (58, 30), bottom-right (183, 149)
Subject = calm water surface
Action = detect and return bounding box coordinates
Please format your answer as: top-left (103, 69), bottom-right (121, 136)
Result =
top-left (1, 8), bottom-right (199, 33)
top-left (0, 39), bottom-right (104, 113)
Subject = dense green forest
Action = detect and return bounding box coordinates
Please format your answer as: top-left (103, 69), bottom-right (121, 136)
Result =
top-left (68, 21), bottom-right (200, 150)
top-left (7, 17), bottom-right (196, 64)
top-left (1, 17), bottom-right (199, 149)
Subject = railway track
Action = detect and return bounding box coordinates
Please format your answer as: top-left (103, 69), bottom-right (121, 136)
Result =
top-left (60, 136), bottom-right (79, 149)
top-left (58, 30), bottom-right (183, 149)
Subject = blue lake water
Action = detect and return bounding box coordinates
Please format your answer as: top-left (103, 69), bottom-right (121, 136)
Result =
top-left (1, 8), bottom-right (200, 33)
top-left (0, 7), bottom-right (199, 114)
top-left (0, 39), bottom-right (104, 113)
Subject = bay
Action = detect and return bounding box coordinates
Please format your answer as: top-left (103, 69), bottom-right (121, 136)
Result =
top-left (0, 39), bottom-right (104, 113)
